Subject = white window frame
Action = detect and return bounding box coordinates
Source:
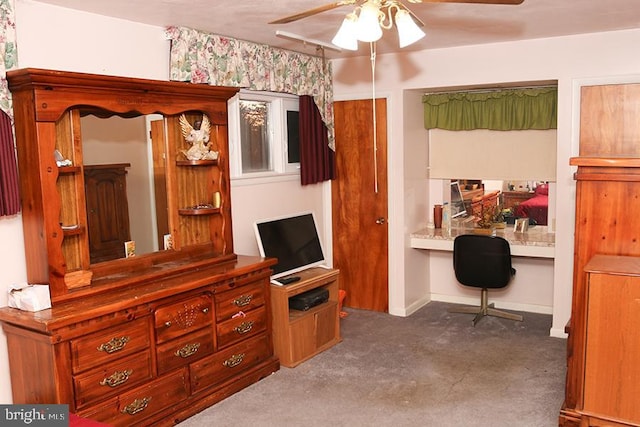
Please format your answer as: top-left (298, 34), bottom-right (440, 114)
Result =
top-left (228, 90), bottom-right (300, 181)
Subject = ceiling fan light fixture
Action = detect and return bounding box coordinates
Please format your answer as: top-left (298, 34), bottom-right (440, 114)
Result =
top-left (355, 1), bottom-right (383, 42)
top-left (332, 12), bottom-right (359, 50)
top-left (395, 9), bottom-right (425, 48)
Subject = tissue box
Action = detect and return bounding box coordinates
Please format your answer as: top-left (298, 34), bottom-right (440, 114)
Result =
top-left (8, 283), bottom-right (52, 312)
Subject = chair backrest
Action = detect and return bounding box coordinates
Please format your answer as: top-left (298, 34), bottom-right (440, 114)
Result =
top-left (453, 234), bottom-right (514, 289)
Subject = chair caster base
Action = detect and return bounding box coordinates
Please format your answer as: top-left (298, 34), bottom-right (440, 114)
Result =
top-left (449, 301), bottom-right (523, 326)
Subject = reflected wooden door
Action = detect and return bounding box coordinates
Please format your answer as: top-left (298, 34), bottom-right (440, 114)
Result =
top-left (332, 98), bottom-right (388, 312)
top-left (151, 119), bottom-right (169, 249)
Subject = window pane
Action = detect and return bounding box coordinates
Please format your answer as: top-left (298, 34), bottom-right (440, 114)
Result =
top-left (286, 110), bottom-right (300, 164)
top-left (239, 100), bottom-right (271, 173)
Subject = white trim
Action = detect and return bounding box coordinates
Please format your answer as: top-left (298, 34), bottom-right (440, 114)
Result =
top-left (228, 90), bottom-right (300, 179)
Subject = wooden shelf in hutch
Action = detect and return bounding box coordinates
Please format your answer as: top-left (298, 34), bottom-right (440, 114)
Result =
top-left (176, 159), bottom-right (218, 166)
top-left (178, 207), bottom-right (221, 216)
top-left (57, 165), bottom-right (81, 174)
top-left (61, 225), bottom-right (84, 237)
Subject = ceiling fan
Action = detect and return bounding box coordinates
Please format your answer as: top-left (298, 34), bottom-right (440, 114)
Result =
top-left (269, 0), bottom-right (524, 26)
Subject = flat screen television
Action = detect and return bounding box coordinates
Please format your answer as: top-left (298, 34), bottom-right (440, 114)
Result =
top-left (254, 212), bottom-right (326, 281)
top-left (450, 181), bottom-right (467, 218)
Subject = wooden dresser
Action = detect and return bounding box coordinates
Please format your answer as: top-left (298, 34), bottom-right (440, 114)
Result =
top-left (1, 256), bottom-right (277, 426)
top-left (502, 190), bottom-right (535, 211)
top-left (560, 82), bottom-right (640, 426)
top-left (0, 69), bottom-right (279, 426)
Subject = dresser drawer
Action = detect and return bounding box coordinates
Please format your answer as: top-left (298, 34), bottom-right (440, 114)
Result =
top-left (155, 294), bottom-right (213, 343)
top-left (216, 305), bottom-right (267, 348)
top-left (71, 317), bottom-right (151, 374)
top-left (156, 327), bottom-right (214, 375)
top-left (74, 351), bottom-right (153, 409)
top-left (215, 281), bottom-right (265, 322)
top-left (78, 369), bottom-right (189, 426)
top-left (190, 334), bottom-right (271, 394)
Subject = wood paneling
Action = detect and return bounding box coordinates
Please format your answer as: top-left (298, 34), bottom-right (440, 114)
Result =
top-left (580, 84), bottom-right (640, 157)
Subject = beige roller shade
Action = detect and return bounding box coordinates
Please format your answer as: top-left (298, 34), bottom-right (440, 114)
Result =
top-left (428, 129), bottom-right (556, 181)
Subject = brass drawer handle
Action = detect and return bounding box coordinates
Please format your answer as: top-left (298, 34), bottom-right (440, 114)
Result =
top-left (234, 321), bottom-right (254, 335)
top-left (97, 336), bottom-right (130, 354)
top-left (223, 353), bottom-right (245, 368)
top-left (100, 369), bottom-right (133, 387)
top-left (175, 342), bottom-right (201, 358)
top-left (233, 295), bottom-right (253, 307)
top-left (121, 397), bottom-right (151, 415)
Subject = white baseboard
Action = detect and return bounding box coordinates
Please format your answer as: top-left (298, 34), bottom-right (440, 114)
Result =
top-left (388, 295), bottom-right (432, 317)
top-left (549, 327), bottom-right (568, 339)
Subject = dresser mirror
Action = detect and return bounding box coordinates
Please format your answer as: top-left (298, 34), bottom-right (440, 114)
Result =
top-left (80, 111), bottom-right (170, 261)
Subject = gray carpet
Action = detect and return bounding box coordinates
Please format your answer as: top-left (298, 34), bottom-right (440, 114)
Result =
top-left (178, 301), bottom-right (566, 427)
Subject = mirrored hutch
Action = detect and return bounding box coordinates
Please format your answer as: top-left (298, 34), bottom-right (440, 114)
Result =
top-left (0, 69), bottom-right (279, 426)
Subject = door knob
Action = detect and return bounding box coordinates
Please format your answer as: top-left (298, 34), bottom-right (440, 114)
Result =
top-left (376, 217), bottom-right (386, 224)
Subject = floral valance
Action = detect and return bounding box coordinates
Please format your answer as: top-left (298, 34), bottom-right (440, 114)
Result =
top-left (165, 26), bottom-right (335, 149)
top-left (423, 87), bottom-right (557, 131)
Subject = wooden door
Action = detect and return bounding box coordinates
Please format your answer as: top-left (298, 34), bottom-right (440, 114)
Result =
top-left (332, 99), bottom-right (388, 312)
top-left (84, 164), bottom-right (131, 264)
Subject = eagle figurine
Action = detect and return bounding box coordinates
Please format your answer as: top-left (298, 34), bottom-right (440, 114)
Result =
top-left (179, 114), bottom-right (218, 161)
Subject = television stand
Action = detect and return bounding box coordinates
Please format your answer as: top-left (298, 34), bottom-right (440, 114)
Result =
top-left (270, 267), bottom-right (341, 367)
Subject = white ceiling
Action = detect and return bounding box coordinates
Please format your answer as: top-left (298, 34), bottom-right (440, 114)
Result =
top-left (33, 0), bottom-right (640, 58)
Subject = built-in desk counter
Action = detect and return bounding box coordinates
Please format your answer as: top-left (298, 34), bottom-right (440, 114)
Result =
top-left (410, 223), bottom-right (555, 259)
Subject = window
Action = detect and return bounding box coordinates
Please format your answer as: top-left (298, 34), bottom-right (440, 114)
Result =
top-left (228, 90), bottom-right (299, 179)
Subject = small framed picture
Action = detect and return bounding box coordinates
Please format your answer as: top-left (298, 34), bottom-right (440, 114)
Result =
top-left (514, 218), bottom-right (529, 233)
top-left (124, 240), bottom-right (136, 258)
top-left (163, 234), bottom-right (174, 250)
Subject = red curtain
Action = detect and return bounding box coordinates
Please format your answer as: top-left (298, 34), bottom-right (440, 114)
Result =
top-left (0, 110), bottom-right (19, 216)
top-left (299, 95), bottom-right (335, 185)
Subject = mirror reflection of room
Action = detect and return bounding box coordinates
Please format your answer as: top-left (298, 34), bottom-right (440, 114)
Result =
top-left (81, 112), bottom-right (169, 262)
top-left (452, 178), bottom-right (550, 226)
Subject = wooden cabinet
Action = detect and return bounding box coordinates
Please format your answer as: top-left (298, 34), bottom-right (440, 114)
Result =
top-left (0, 69), bottom-right (280, 425)
top-left (560, 83), bottom-right (640, 426)
top-left (270, 268), bottom-right (341, 367)
top-left (579, 255), bottom-right (640, 426)
top-left (84, 164), bottom-right (131, 264)
top-left (502, 190), bottom-right (535, 211)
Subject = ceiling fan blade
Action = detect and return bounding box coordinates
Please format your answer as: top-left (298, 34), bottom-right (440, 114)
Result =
top-left (269, 1), bottom-right (357, 25)
top-left (414, 0), bottom-right (524, 4)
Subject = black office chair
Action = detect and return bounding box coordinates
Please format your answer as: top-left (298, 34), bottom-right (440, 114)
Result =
top-left (449, 234), bottom-right (523, 326)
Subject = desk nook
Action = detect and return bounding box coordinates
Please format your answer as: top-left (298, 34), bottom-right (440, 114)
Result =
top-left (410, 222), bottom-right (555, 259)
top-left (0, 69), bottom-right (280, 426)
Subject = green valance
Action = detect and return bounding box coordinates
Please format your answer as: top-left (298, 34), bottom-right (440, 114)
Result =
top-left (423, 87), bottom-right (557, 131)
